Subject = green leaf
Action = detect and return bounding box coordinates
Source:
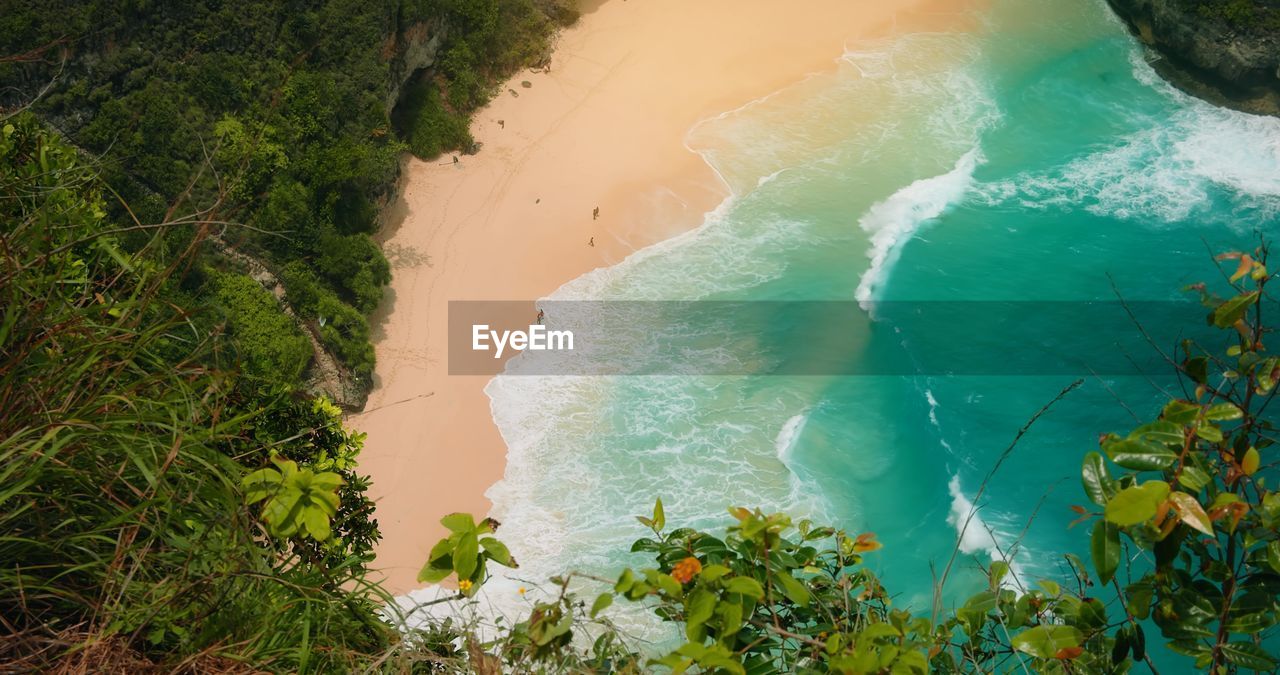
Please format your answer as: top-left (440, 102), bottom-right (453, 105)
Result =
top-left (1224, 611), bottom-right (1275, 635)
top-left (453, 531), bottom-right (480, 579)
top-left (1091, 520), bottom-right (1121, 585)
top-left (1196, 422), bottom-right (1224, 443)
top-left (1011, 625), bottom-right (1083, 659)
top-left (242, 468), bottom-right (282, 504)
top-left (417, 559), bottom-right (453, 583)
top-left (1204, 402), bottom-right (1243, 421)
top-left (590, 592), bottom-right (613, 618)
top-left (653, 497), bottom-right (665, 532)
top-left (722, 576), bottom-right (765, 600)
top-left (1220, 642), bottom-right (1278, 670)
top-left (441, 512), bottom-right (476, 534)
top-left (1162, 399), bottom-right (1202, 424)
top-left (1104, 438), bottom-right (1177, 471)
top-left (717, 599), bottom-right (744, 639)
top-left (310, 471), bottom-right (343, 490)
top-left (1178, 465), bottom-right (1212, 492)
top-left (685, 589), bottom-right (716, 641)
top-left (480, 537), bottom-right (515, 567)
top-left (1129, 421), bottom-right (1184, 446)
top-left (774, 572), bottom-right (811, 606)
top-left (699, 564), bottom-right (732, 582)
top-left (303, 508), bottom-right (330, 541)
top-left (1105, 481), bottom-right (1170, 527)
top-left (1213, 291), bottom-right (1258, 328)
top-left (1082, 452), bottom-right (1114, 506)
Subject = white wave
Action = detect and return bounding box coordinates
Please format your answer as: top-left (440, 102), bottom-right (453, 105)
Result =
top-left (775, 411), bottom-right (809, 469)
top-left (946, 475), bottom-right (1027, 591)
top-left (855, 148), bottom-right (984, 305)
top-left (976, 45), bottom-right (1280, 223)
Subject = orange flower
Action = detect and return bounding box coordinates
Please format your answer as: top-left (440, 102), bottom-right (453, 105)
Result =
top-left (853, 532), bottom-right (882, 553)
top-left (671, 556), bottom-right (703, 584)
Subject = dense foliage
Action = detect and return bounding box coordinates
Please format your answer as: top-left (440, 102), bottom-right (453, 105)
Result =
top-left (0, 0), bottom-right (574, 396)
top-left (0, 112), bottom-right (408, 672)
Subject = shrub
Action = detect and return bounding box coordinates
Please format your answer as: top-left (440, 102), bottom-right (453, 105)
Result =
top-left (208, 270), bottom-right (312, 380)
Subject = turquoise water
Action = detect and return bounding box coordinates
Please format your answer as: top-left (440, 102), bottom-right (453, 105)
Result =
top-left (479, 0), bottom-right (1280, 643)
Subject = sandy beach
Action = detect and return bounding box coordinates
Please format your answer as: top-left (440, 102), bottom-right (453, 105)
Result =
top-left (352, 0), bottom-right (977, 593)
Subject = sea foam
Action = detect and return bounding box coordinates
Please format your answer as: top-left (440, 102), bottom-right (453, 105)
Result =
top-left (855, 148), bottom-right (984, 306)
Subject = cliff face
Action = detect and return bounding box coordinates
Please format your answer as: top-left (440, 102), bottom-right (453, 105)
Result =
top-left (1106, 0), bottom-right (1280, 115)
top-left (383, 20), bottom-right (446, 114)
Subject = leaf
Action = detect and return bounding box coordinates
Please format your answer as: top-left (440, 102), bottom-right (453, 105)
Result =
top-left (717, 600), bottom-right (744, 638)
top-left (1178, 465), bottom-right (1212, 492)
top-left (1037, 579), bottom-right (1061, 597)
top-left (1168, 492), bottom-right (1213, 535)
top-left (1104, 438), bottom-right (1177, 471)
top-left (480, 537), bottom-right (515, 567)
top-left (418, 559), bottom-right (453, 583)
top-left (1082, 452), bottom-right (1114, 506)
top-left (653, 497), bottom-right (665, 532)
top-left (242, 468), bottom-right (283, 504)
top-left (1162, 400), bottom-right (1201, 424)
top-left (721, 576), bottom-right (764, 600)
top-left (1090, 520), bottom-right (1121, 585)
top-left (1230, 254), bottom-right (1254, 282)
top-left (1213, 291), bottom-right (1258, 329)
top-left (1011, 625), bottom-right (1083, 659)
top-left (1105, 481), bottom-right (1170, 527)
top-left (303, 508), bottom-right (330, 541)
top-left (773, 572), bottom-right (811, 606)
top-left (1220, 642), bottom-right (1278, 670)
top-left (1241, 447), bottom-right (1260, 476)
top-left (441, 512), bottom-right (476, 534)
top-left (310, 471), bottom-right (344, 490)
top-left (699, 564), bottom-right (732, 582)
top-left (685, 589), bottom-right (716, 641)
top-left (1196, 423), bottom-right (1224, 443)
top-left (1204, 402), bottom-right (1243, 421)
top-left (453, 531), bottom-right (480, 579)
top-left (1184, 356), bottom-right (1209, 385)
top-left (590, 593), bottom-right (613, 618)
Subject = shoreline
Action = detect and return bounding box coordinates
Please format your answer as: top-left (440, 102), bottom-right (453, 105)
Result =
top-left (352, 0), bottom-right (979, 594)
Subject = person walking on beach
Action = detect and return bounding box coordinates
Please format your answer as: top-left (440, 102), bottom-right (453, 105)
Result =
top-left (588, 237), bottom-right (595, 247)
top-left (592, 206), bottom-right (599, 220)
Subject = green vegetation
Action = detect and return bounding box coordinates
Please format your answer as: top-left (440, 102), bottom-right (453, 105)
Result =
top-left (0, 0), bottom-right (575, 397)
top-left (424, 254), bottom-right (1280, 673)
top-left (1196, 0), bottom-right (1280, 31)
top-left (0, 115), bottom-right (402, 671)
top-left (3, 2), bottom-right (1278, 672)
top-left (208, 269), bottom-right (312, 380)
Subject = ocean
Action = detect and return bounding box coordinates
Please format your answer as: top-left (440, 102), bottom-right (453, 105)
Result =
top-left (468, 0), bottom-right (1280, 653)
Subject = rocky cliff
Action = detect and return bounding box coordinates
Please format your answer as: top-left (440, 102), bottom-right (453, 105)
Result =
top-left (382, 19), bottom-right (446, 114)
top-left (1106, 0), bottom-right (1280, 115)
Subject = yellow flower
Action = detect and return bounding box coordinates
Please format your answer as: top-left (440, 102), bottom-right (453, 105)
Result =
top-left (671, 556), bottom-right (703, 584)
top-left (518, 586), bottom-right (526, 595)
top-left (458, 579), bottom-right (474, 592)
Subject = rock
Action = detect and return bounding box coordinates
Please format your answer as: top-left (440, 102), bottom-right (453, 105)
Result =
top-left (383, 20), bottom-right (445, 113)
top-left (521, 80), bottom-right (533, 88)
top-left (1106, 0), bottom-right (1280, 116)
